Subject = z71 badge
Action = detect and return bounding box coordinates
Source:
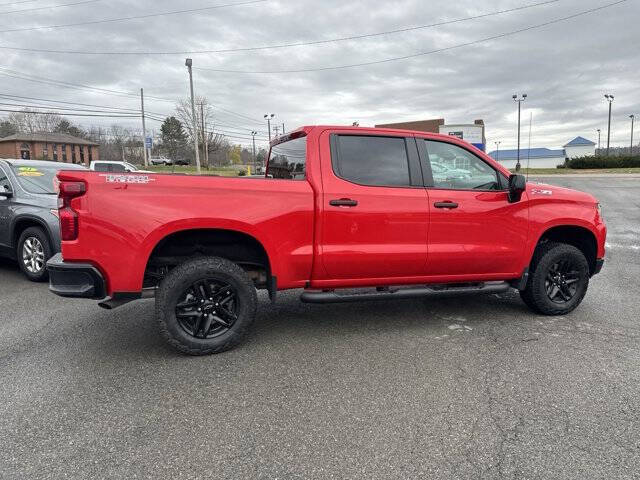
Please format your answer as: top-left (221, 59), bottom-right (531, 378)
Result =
top-left (531, 189), bottom-right (553, 195)
top-left (100, 174), bottom-right (154, 184)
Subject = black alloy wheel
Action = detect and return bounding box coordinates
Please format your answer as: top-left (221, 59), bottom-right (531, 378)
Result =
top-left (544, 259), bottom-right (582, 304)
top-left (175, 279), bottom-right (239, 339)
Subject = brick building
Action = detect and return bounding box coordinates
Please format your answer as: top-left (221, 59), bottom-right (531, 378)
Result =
top-left (0, 133), bottom-right (99, 165)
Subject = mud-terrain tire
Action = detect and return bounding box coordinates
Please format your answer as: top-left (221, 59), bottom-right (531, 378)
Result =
top-left (520, 241), bottom-right (590, 315)
top-left (156, 256), bottom-right (257, 355)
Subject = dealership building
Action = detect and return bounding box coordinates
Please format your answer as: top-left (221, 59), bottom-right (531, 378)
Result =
top-left (375, 118), bottom-right (486, 151)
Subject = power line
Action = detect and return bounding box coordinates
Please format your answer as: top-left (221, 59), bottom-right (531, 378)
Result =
top-left (192, 0), bottom-right (628, 74)
top-left (0, 93), bottom-right (141, 112)
top-left (0, 108), bottom-right (139, 118)
top-left (0, 0), bottom-right (267, 34)
top-left (0, 0), bottom-right (40, 6)
top-left (1, 0), bottom-right (100, 15)
top-left (0, 0), bottom-right (561, 55)
top-left (0, 101), bottom-right (140, 115)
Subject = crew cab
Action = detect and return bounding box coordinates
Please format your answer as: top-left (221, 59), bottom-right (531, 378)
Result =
top-left (47, 126), bottom-right (606, 355)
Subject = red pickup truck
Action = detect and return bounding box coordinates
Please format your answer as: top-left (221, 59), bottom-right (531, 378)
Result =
top-left (47, 126), bottom-right (606, 355)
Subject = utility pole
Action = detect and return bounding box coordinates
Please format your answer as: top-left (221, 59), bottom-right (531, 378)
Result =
top-left (597, 129), bottom-right (601, 151)
top-left (494, 141), bottom-right (501, 161)
top-left (604, 94), bottom-right (614, 156)
top-left (140, 88), bottom-right (148, 167)
top-left (185, 58), bottom-right (201, 173)
top-left (512, 94), bottom-right (527, 171)
top-left (630, 114), bottom-right (635, 154)
top-left (199, 102), bottom-right (209, 169)
top-left (282, 122), bottom-right (285, 134)
top-left (264, 113), bottom-right (275, 141)
top-left (273, 125), bottom-right (280, 137)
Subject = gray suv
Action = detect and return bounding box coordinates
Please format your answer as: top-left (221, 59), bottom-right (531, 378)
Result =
top-left (0, 159), bottom-right (87, 281)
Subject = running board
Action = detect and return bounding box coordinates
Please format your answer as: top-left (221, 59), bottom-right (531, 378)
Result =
top-left (300, 281), bottom-right (511, 304)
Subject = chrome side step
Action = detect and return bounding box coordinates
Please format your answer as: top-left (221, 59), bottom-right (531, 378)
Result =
top-left (300, 281), bottom-right (511, 304)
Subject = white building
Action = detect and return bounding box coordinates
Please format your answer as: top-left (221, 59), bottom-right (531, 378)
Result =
top-left (488, 136), bottom-right (596, 169)
top-left (564, 136), bottom-right (596, 159)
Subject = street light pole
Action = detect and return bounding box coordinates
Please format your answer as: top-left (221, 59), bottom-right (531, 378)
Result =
top-left (140, 88), bottom-right (148, 167)
top-left (630, 114), bottom-right (635, 154)
top-left (185, 58), bottom-right (201, 173)
top-left (264, 113), bottom-right (275, 141)
top-left (597, 129), bottom-right (601, 151)
top-left (494, 141), bottom-right (501, 161)
top-left (251, 131), bottom-right (257, 171)
top-left (604, 94), bottom-right (614, 156)
top-left (513, 94), bottom-right (527, 171)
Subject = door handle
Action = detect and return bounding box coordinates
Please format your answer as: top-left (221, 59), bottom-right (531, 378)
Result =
top-left (329, 198), bottom-right (358, 207)
top-left (434, 201), bottom-right (458, 209)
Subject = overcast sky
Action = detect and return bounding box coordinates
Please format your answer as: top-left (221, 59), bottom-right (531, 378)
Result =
top-left (1, 0), bottom-right (638, 150)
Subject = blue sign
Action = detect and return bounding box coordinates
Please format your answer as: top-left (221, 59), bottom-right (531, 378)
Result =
top-left (145, 137), bottom-right (152, 148)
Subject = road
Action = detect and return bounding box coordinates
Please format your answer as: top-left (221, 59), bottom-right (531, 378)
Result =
top-left (1, 176), bottom-right (639, 479)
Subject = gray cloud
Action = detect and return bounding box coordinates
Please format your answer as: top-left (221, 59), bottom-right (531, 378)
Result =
top-left (1, 0), bottom-right (638, 150)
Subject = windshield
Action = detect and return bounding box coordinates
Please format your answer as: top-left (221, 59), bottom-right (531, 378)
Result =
top-left (10, 164), bottom-right (65, 194)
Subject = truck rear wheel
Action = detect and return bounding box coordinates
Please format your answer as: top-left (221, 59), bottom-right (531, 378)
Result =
top-left (155, 256), bottom-right (257, 355)
top-left (520, 241), bottom-right (590, 315)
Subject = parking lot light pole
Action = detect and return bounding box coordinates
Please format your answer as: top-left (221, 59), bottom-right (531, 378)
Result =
top-left (494, 141), bottom-right (501, 161)
top-left (251, 131), bottom-right (257, 171)
top-left (513, 94), bottom-right (527, 171)
top-left (185, 58), bottom-right (201, 173)
top-left (264, 114), bottom-right (275, 141)
top-left (604, 94), bottom-right (614, 156)
top-left (630, 114), bottom-right (635, 154)
top-left (597, 128), bottom-right (601, 151)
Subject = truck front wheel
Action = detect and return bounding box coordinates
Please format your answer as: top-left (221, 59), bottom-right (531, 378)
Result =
top-left (155, 256), bottom-right (257, 355)
top-left (520, 242), bottom-right (590, 315)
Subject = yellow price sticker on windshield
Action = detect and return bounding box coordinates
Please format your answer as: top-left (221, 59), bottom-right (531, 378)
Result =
top-left (17, 167), bottom-right (44, 177)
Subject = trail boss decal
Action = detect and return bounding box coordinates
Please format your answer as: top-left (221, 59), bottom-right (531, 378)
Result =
top-left (100, 174), bottom-right (154, 184)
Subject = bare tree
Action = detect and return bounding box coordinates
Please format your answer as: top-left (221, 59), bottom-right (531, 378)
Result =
top-left (7, 109), bottom-right (62, 133)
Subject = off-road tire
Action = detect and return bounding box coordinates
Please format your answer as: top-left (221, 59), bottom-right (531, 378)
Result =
top-left (17, 226), bottom-right (52, 282)
top-left (520, 241), bottom-right (589, 315)
top-left (156, 256), bottom-right (257, 355)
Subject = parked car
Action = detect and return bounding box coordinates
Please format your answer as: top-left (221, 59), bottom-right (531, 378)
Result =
top-left (89, 160), bottom-right (152, 173)
top-left (150, 157), bottom-right (173, 166)
top-left (48, 126), bottom-right (606, 355)
top-left (0, 159), bottom-right (87, 281)
top-left (173, 159), bottom-right (190, 166)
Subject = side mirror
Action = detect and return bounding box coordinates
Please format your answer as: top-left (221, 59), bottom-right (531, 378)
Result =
top-left (508, 174), bottom-right (526, 203)
top-left (0, 186), bottom-right (12, 199)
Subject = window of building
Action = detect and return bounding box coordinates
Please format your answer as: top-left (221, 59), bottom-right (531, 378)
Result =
top-left (61, 144), bottom-right (67, 162)
top-left (52, 144), bottom-right (58, 162)
top-left (20, 143), bottom-right (30, 160)
top-left (266, 136), bottom-right (307, 180)
top-left (80, 147), bottom-right (85, 164)
top-left (332, 135), bottom-right (410, 187)
top-left (424, 140), bottom-right (501, 190)
top-left (42, 145), bottom-right (48, 159)
top-left (71, 146), bottom-right (77, 164)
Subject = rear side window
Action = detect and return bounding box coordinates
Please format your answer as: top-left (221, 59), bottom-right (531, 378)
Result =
top-left (333, 135), bottom-right (410, 187)
top-left (267, 136), bottom-right (307, 180)
top-left (93, 163), bottom-right (108, 172)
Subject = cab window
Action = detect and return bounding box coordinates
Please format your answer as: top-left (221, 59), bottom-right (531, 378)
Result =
top-left (267, 136), bottom-right (307, 180)
top-left (424, 140), bottom-right (502, 190)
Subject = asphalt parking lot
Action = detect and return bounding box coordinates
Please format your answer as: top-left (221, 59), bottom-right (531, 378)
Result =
top-left (1, 176), bottom-right (639, 479)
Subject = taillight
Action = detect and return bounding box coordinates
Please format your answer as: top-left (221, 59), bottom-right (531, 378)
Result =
top-left (58, 181), bottom-right (85, 241)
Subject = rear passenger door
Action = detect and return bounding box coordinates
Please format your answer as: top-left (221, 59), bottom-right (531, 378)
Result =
top-left (319, 132), bottom-right (429, 281)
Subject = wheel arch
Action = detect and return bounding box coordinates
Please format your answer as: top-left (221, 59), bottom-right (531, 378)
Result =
top-left (142, 225), bottom-right (276, 294)
top-left (533, 224), bottom-right (598, 276)
top-left (11, 215), bottom-right (54, 251)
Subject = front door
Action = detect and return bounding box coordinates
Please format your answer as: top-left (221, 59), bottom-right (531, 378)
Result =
top-left (419, 139), bottom-right (528, 277)
top-left (319, 132), bottom-right (429, 282)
